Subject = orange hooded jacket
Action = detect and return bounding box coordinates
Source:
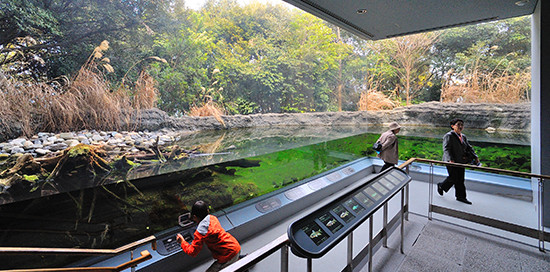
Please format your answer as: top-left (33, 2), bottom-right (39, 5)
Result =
top-left (179, 215), bottom-right (241, 263)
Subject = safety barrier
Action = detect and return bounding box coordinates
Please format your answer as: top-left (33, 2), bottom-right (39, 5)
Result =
top-left (399, 158), bottom-right (550, 252)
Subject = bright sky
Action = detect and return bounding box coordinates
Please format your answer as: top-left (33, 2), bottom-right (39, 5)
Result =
top-left (185, 0), bottom-right (290, 10)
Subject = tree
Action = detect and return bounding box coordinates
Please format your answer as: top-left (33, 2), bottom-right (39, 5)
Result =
top-left (1, 0), bottom-right (174, 81)
top-left (376, 33), bottom-right (439, 105)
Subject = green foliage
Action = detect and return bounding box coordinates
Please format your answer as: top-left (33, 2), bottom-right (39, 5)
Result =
top-left (0, 1), bottom-right (60, 46)
top-left (2, 1), bottom-right (532, 114)
top-left (23, 174), bottom-right (39, 182)
top-left (226, 97), bottom-right (260, 115)
top-left (398, 135), bottom-right (530, 172)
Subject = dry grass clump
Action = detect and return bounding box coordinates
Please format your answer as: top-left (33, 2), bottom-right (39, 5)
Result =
top-left (188, 69), bottom-right (226, 127)
top-left (441, 66), bottom-right (530, 103)
top-left (132, 71), bottom-right (158, 110)
top-left (0, 40), bottom-right (160, 137)
top-left (357, 90), bottom-right (397, 111)
top-left (188, 98), bottom-right (226, 127)
top-left (0, 75), bottom-right (37, 136)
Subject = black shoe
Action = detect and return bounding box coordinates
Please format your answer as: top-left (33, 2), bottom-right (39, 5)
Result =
top-left (456, 198), bottom-right (472, 205)
top-left (437, 184), bottom-right (444, 196)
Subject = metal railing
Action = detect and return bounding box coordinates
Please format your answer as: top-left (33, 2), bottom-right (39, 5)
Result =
top-left (0, 250), bottom-right (152, 272)
top-left (0, 235), bottom-right (157, 272)
top-left (223, 170), bottom-right (410, 272)
top-left (3, 158), bottom-right (547, 271)
top-left (399, 158), bottom-right (550, 252)
top-left (223, 159), bottom-right (550, 271)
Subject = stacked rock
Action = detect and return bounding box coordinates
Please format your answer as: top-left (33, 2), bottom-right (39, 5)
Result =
top-left (0, 130), bottom-right (178, 157)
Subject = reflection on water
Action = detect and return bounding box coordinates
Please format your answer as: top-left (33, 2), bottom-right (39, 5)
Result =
top-left (366, 125), bottom-right (530, 145)
top-left (0, 125), bottom-right (531, 270)
top-left (154, 125), bottom-right (371, 172)
top-left (129, 125), bottom-right (529, 179)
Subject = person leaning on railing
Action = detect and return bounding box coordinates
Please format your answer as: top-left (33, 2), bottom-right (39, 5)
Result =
top-left (437, 118), bottom-right (479, 205)
top-left (177, 200), bottom-right (241, 272)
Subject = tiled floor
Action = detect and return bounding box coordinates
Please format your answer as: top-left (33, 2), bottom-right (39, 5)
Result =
top-left (370, 214), bottom-right (550, 272)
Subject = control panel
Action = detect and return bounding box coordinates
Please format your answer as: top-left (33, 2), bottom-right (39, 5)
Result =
top-left (156, 213), bottom-right (196, 256)
top-left (287, 167), bottom-right (411, 258)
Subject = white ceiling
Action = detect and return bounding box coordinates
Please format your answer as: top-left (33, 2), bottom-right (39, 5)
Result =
top-left (282, 0), bottom-right (538, 40)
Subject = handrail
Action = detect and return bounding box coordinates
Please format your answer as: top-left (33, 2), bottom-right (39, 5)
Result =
top-left (400, 157), bottom-right (549, 252)
top-left (222, 168), bottom-right (410, 272)
top-left (398, 158), bottom-right (550, 180)
top-left (1, 250), bottom-right (152, 272)
top-left (222, 234), bottom-right (290, 272)
top-left (0, 235), bottom-right (157, 256)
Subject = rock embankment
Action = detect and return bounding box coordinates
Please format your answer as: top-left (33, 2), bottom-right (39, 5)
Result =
top-left (0, 102), bottom-right (530, 146)
top-left (127, 102), bottom-right (530, 132)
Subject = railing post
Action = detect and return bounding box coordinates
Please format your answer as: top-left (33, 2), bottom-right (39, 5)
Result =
top-left (368, 216), bottom-right (373, 272)
top-left (539, 178), bottom-right (545, 252)
top-left (405, 183), bottom-right (410, 221)
top-left (281, 244), bottom-right (289, 272)
top-left (130, 250), bottom-right (135, 272)
top-left (383, 203), bottom-right (388, 248)
top-left (405, 164), bottom-right (410, 221)
top-left (347, 232), bottom-right (353, 269)
top-left (428, 162), bottom-right (434, 221)
top-left (399, 189), bottom-right (405, 254)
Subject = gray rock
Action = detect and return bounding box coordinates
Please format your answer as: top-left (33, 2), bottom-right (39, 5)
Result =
top-left (48, 143), bottom-right (68, 151)
top-left (92, 135), bottom-right (104, 142)
top-left (59, 132), bottom-right (75, 139)
top-left (2, 144), bottom-right (13, 152)
top-left (23, 141), bottom-right (33, 149)
top-left (10, 147), bottom-right (25, 154)
top-left (10, 138), bottom-right (26, 146)
top-left (65, 139), bottom-right (79, 147)
top-left (35, 148), bottom-right (51, 155)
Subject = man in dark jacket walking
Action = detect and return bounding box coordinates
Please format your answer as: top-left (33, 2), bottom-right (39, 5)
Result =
top-left (437, 118), bottom-right (479, 204)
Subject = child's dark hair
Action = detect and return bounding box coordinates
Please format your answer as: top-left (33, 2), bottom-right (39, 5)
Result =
top-left (191, 200), bottom-right (209, 220)
top-left (450, 118), bottom-right (464, 127)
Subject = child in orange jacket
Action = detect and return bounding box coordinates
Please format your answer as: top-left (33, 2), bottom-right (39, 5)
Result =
top-left (177, 200), bottom-right (241, 272)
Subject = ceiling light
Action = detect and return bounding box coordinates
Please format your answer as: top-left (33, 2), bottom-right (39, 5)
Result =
top-left (357, 9), bottom-right (368, 14)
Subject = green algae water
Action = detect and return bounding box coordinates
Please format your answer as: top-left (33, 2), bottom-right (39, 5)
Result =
top-left (0, 128), bottom-right (530, 269)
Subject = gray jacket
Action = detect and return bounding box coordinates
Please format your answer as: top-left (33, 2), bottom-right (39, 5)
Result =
top-left (376, 130), bottom-right (399, 164)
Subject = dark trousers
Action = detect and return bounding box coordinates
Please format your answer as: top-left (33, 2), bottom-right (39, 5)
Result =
top-left (439, 166), bottom-right (466, 199)
top-left (380, 162), bottom-right (394, 173)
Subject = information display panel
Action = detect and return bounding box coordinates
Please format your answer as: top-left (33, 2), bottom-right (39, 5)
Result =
top-left (332, 204), bottom-right (355, 223)
top-left (288, 167), bottom-right (411, 258)
top-left (344, 198), bottom-right (365, 214)
top-left (379, 178), bottom-right (397, 190)
top-left (318, 212), bottom-right (344, 234)
top-left (354, 191), bottom-right (375, 208)
top-left (301, 221), bottom-right (329, 246)
top-left (364, 187), bottom-right (382, 201)
top-left (372, 182), bottom-right (389, 195)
